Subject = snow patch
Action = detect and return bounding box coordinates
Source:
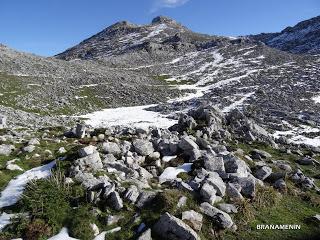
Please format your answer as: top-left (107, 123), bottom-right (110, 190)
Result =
top-left (159, 163), bottom-right (193, 183)
top-left (80, 105), bottom-right (177, 129)
top-left (222, 92), bottom-right (255, 112)
top-left (0, 160), bottom-right (56, 208)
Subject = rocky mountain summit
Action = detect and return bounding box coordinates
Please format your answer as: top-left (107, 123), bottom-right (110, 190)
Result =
top-left (250, 15), bottom-right (320, 54)
top-left (0, 15), bottom-right (319, 240)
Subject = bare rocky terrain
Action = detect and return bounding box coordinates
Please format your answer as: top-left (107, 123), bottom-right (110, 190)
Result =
top-left (0, 15), bottom-right (319, 240)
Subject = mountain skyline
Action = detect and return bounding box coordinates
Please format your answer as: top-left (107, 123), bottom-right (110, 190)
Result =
top-left (0, 0), bottom-right (319, 56)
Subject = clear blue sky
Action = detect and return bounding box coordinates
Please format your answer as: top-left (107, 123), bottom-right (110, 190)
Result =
top-left (0, 0), bottom-right (319, 56)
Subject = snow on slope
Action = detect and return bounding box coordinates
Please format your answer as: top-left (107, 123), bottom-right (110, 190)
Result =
top-left (80, 104), bottom-right (177, 128)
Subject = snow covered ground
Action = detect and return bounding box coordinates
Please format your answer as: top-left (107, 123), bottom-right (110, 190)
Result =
top-left (80, 104), bottom-right (177, 129)
top-left (0, 213), bottom-right (16, 231)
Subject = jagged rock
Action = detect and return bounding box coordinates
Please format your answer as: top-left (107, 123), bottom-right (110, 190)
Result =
top-left (236, 177), bottom-right (256, 198)
top-left (79, 145), bottom-right (97, 157)
top-left (108, 191), bottom-right (123, 210)
top-left (226, 183), bottom-right (243, 200)
top-left (137, 228), bottom-right (152, 240)
top-left (73, 152), bottom-right (103, 173)
top-left (200, 202), bottom-right (234, 229)
top-left (205, 172), bottom-right (226, 196)
top-left (223, 154), bottom-right (249, 177)
top-left (23, 145), bottom-right (35, 153)
top-left (217, 203), bottom-right (238, 213)
top-left (124, 185), bottom-right (140, 203)
top-left (0, 144), bottom-right (15, 156)
top-left (255, 166), bottom-right (272, 180)
top-left (102, 142), bottom-right (122, 156)
top-left (133, 139), bottom-right (154, 156)
top-left (136, 191), bottom-right (157, 209)
top-left (179, 136), bottom-right (199, 151)
top-left (200, 182), bottom-right (217, 204)
top-left (182, 210), bottom-right (203, 231)
top-left (203, 152), bottom-right (225, 173)
top-left (153, 212), bottom-right (200, 240)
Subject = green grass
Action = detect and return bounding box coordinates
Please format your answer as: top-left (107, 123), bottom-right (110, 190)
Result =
top-left (224, 193), bottom-right (320, 240)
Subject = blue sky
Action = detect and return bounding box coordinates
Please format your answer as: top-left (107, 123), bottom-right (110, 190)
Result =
top-left (0, 0), bottom-right (319, 56)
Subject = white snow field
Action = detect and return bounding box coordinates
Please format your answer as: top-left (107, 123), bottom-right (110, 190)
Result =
top-left (80, 104), bottom-right (177, 129)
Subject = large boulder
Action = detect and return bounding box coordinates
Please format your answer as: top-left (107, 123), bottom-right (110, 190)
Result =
top-left (133, 139), bottom-right (154, 156)
top-left (153, 212), bottom-right (200, 240)
top-left (73, 152), bottom-right (103, 173)
top-left (108, 191), bottom-right (123, 210)
top-left (200, 202), bottom-right (234, 229)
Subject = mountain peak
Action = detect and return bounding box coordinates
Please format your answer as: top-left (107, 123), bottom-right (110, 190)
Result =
top-left (151, 16), bottom-right (177, 24)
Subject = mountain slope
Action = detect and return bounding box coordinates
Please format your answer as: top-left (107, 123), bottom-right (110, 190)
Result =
top-left (250, 15), bottom-right (320, 54)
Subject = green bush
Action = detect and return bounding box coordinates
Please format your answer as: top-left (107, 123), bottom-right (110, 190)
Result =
top-left (22, 173), bottom-right (71, 233)
top-left (68, 205), bottom-right (95, 240)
